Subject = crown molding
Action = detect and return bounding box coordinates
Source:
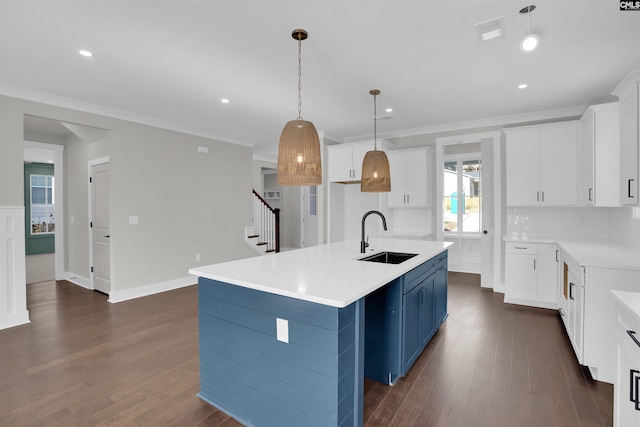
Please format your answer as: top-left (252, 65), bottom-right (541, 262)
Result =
top-left (344, 105), bottom-right (588, 143)
top-left (0, 83), bottom-right (255, 148)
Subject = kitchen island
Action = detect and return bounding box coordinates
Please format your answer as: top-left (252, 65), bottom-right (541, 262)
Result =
top-left (189, 238), bottom-right (452, 427)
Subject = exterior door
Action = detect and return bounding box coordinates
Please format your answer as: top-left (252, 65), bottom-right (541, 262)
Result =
top-left (91, 162), bottom-right (110, 294)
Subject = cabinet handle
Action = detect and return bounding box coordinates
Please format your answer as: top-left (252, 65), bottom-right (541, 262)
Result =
top-left (533, 259), bottom-right (536, 270)
top-left (537, 191), bottom-right (540, 202)
top-left (630, 369), bottom-right (640, 410)
top-left (628, 330), bottom-right (640, 348)
top-left (514, 246), bottom-right (528, 250)
top-left (555, 250), bottom-right (559, 262)
top-left (541, 191), bottom-right (545, 202)
top-left (588, 188), bottom-right (593, 202)
top-left (569, 282), bottom-right (575, 300)
top-left (629, 179), bottom-right (635, 199)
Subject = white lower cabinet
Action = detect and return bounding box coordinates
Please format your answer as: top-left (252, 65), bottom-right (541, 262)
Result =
top-left (504, 242), bottom-right (559, 309)
top-left (613, 293), bottom-right (640, 426)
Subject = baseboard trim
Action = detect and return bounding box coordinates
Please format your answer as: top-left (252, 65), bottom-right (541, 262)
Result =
top-left (64, 272), bottom-right (91, 289)
top-left (108, 276), bottom-right (196, 303)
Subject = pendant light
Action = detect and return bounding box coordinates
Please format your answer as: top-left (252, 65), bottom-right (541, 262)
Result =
top-left (519, 5), bottom-right (540, 54)
top-left (277, 29), bottom-right (322, 186)
top-left (361, 89), bottom-right (391, 192)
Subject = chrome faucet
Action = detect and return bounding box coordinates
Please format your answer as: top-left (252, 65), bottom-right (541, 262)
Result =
top-left (361, 210), bottom-right (387, 253)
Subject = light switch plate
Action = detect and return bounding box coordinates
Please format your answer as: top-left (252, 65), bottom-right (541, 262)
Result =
top-left (276, 318), bottom-right (289, 343)
top-left (129, 216), bottom-right (139, 225)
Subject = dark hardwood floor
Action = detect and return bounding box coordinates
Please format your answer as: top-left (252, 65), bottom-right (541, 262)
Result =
top-left (0, 273), bottom-right (612, 426)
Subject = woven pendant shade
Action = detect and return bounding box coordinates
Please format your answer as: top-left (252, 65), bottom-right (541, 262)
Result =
top-left (277, 28), bottom-right (322, 186)
top-left (361, 89), bottom-right (391, 192)
top-left (361, 150), bottom-right (391, 192)
top-left (277, 119), bottom-right (322, 185)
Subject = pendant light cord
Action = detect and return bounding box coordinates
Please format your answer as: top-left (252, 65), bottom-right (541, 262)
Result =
top-left (297, 35), bottom-right (303, 120)
top-left (373, 91), bottom-right (377, 151)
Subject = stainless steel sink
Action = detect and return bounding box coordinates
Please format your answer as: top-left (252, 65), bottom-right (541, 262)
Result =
top-left (358, 251), bottom-right (418, 264)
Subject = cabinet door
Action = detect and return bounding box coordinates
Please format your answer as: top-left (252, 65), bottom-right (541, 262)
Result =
top-left (505, 252), bottom-right (537, 301)
top-left (580, 113), bottom-right (596, 206)
top-left (615, 332), bottom-right (640, 426)
top-left (506, 131), bottom-right (541, 206)
top-left (419, 278), bottom-right (435, 347)
top-left (388, 152), bottom-right (406, 207)
top-left (434, 265), bottom-right (448, 326)
top-left (406, 150), bottom-right (428, 207)
top-left (402, 284), bottom-right (423, 372)
top-left (328, 147), bottom-right (354, 182)
top-left (536, 244), bottom-right (559, 305)
top-left (540, 125), bottom-right (578, 206)
top-left (567, 273), bottom-right (584, 363)
top-left (352, 144), bottom-right (372, 183)
top-left (619, 83), bottom-right (639, 205)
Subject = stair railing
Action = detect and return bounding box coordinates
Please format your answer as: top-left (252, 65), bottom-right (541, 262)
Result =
top-left (252, 189), bottom-right (280, 253)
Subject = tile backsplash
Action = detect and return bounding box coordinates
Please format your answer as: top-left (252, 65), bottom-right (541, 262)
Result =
top-left (608, 206), bottom-right (640, 248)
top-left (506, 207), bottom-right (609, 240)
top-left (506, 206), bottom-right (640, 249)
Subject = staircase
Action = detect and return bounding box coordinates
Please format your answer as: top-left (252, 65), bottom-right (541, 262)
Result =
top-left (246, 189), bottom-right (280, 254)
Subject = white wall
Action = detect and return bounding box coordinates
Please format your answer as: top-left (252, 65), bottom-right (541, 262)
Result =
top-left (1, 95), bottom-right (256, 318)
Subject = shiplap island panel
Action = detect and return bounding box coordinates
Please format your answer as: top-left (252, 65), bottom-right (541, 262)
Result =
top-left (190, 239), bottom-right (452, 427)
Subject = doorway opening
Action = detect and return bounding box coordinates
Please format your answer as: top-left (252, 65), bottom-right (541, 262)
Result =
top-left (435, 131), bottom-right (502, 291)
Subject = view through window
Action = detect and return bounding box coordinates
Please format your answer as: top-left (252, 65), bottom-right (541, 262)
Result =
top-left (443, 159), bottom-right (481, 234)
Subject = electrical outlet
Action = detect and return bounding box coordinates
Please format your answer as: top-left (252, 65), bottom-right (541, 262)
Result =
top-left (276, 318), bottom-right (289, 343)
top-left (195, 253), bottom-right (200, 262)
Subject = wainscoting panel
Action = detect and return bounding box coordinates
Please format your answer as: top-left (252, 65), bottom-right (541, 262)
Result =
top-left (0, 206), bottom-right (29, 330)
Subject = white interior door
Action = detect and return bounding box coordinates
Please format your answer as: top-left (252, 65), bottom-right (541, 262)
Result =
top-left (91, 162), bottom-right (110, 294)
top-left (302, 185), bottom-right (318, 247)
top-left (480, 138), bottom-right (494, 288)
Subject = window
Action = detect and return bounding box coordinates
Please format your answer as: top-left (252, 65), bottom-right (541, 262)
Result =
top-left (30, 174), bottom-right (55, 234)
top-left (443, 158), bottom-right (481, 234)
top-left (308, 186), bottom-right (317, 216)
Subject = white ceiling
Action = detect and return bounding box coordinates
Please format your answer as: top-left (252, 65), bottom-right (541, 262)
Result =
top-left (2, 1), bottom-right (639, 160)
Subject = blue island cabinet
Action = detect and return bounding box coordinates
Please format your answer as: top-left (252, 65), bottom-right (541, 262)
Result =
top-left (364, 250), bottom-right (448, 385)
top-left (198, 278), bottom-right (365, 427)
top-left (197, 250), bottom-right (448, 426)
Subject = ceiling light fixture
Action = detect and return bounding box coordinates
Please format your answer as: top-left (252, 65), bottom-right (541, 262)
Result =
top-left (519, 5), bottom-right (539, 53)
top-left (221, 98), bottom-right (230, 104)
top-left (518, 83), bottom-right (528, 89)
top-left (78, 49), bottom-right (93, 57)
top-left (361, 89), bottom-right (391, 192)
top-left (277, 29), bottom-right (322, 186)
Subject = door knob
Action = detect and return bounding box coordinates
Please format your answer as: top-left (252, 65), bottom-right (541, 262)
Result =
top-left (104, 235), bottom-right (110, 238)
top-left (483, 230), bottom-right (488, 235)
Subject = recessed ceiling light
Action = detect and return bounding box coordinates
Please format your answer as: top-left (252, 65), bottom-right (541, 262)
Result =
top-left (78, 49), bottom-right (93, 57)
top-left (518, 83), bottom-right (528, 89)
top-left (221, 98), bottom-right (230, 104)
top-left (385, 108), bottom-right (393, 113)
top-left (519, 5), bottom-right (540, 54)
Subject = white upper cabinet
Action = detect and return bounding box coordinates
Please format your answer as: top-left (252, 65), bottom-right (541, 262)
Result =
top-left (387, 148), bottom-right (430, 208)
top-left (579, 102), bottom-right (620, 207)
top-left (327, 142), bottom-right (377, 183)
top-left (612, 71), bottom-right (640, 206)
top-left (505, 121), bottom-right (579, 207)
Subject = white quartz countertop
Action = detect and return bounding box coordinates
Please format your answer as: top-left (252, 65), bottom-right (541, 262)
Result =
top-left (189, 239), bottom-right (453, 308)
top-left (611, 290), bottom-right (640, 323)
top-left (503, 235), bottom-right (640, 270)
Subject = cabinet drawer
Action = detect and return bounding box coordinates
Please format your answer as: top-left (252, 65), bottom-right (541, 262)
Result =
top-left (505, 242), bottom-right (537, 254)
top-left (403, 258), bottom-right (435, 294)
top-left (435, 251), bottom-right (448, 268)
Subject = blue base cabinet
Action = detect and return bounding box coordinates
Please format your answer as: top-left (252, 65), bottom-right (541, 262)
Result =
top-left (364, 250), bottom-right (448, 384)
